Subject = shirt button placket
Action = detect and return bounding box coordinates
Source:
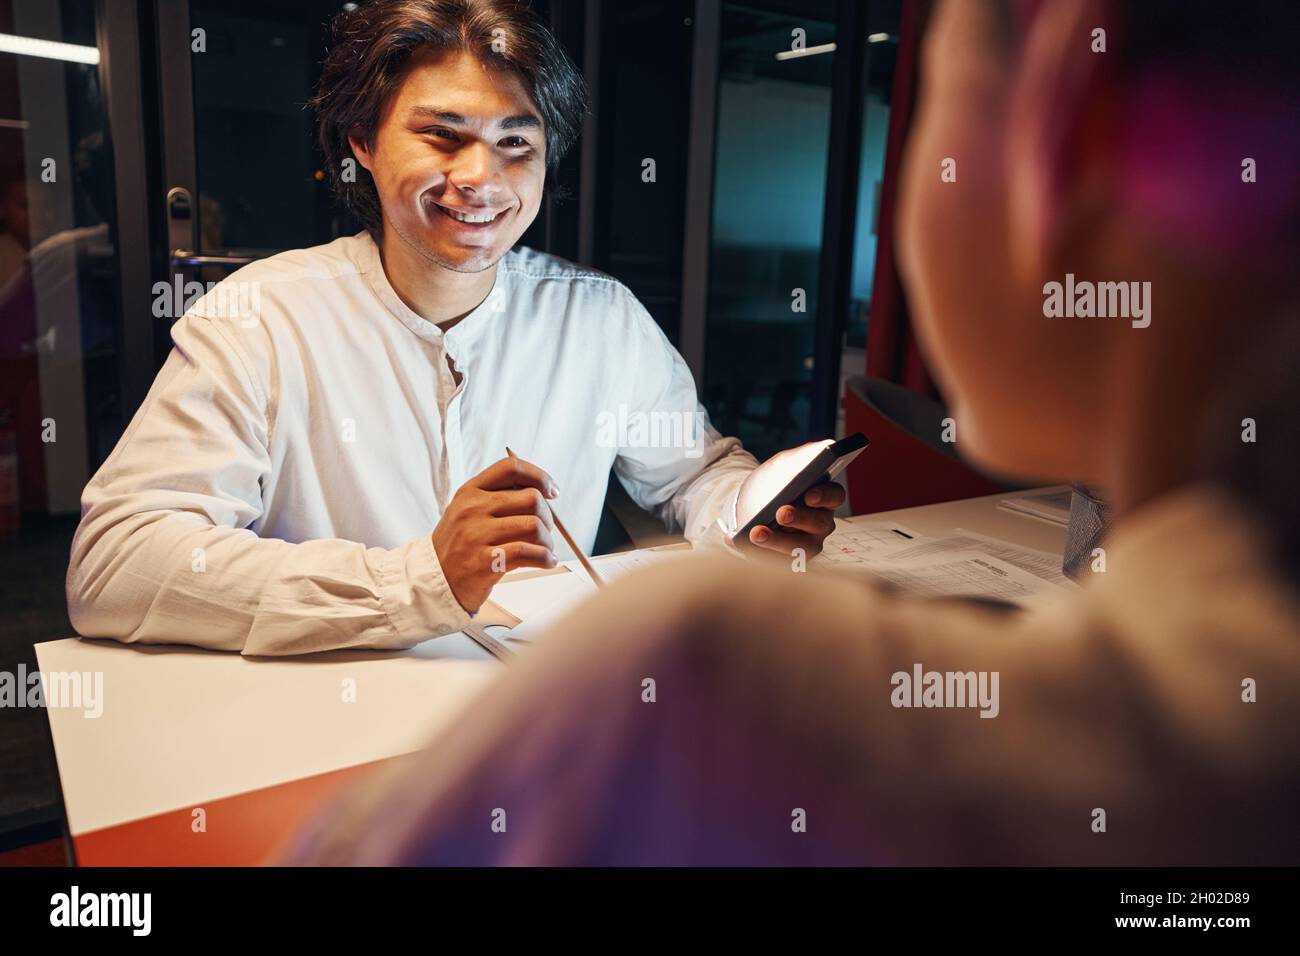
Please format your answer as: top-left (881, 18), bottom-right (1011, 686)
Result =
top-left (443, 344), bottom-right (466, 493)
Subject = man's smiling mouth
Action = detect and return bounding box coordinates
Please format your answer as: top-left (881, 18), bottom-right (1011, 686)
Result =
top-left (431, 202), bottom-right (507, 225)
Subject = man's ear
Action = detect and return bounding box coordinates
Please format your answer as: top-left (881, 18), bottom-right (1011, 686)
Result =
top-left (347, 130), bottom-right (375, 174)
top-left (1005, 0), bottom-right (1115, 284)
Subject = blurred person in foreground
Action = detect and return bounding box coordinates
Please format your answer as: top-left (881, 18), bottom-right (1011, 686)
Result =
top-left (287, 0), bottom-right (1300, 865)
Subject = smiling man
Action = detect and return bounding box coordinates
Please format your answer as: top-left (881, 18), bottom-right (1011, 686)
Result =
top-left (65, 0), bottom-right (844, 656)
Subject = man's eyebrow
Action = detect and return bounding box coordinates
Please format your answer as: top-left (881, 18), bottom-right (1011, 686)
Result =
top-left (407, 105), bottom-right (541, 131)
top-left (408, 106), bottom-right (467, 124)
top-left (499, 113), bottom-right (541, 131)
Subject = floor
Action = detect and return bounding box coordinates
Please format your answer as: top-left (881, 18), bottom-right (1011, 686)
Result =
top-left (0, 515), bottom-right (77, 849)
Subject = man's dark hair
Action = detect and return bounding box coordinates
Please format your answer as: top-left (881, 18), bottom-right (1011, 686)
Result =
top-left (312, 0), bottom-right (586, 240)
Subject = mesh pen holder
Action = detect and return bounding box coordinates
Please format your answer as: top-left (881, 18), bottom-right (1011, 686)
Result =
top-left (1063, 484), bottom-right (1111, 580)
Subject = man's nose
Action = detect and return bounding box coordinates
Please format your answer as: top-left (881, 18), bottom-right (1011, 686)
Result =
top-left (447, 141), bottom-right (502, 199)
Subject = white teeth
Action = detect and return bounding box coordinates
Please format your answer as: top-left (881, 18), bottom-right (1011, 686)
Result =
top-left (444, 206), bottom-right (500, 224)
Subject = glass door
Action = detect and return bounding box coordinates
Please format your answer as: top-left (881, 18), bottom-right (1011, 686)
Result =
top-left (0, 0), bottom-right (150, 843)
top-left (156, 0), bottom-right (360, 293)
top-left (701, 0), bottom-right (838, 460)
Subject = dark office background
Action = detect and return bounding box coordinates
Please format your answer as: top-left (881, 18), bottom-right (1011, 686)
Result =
top-left (0, 0), bottom-right (903, 850)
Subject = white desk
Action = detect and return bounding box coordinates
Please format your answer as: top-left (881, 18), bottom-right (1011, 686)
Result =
top-left (37, 487), bottom-right (1066, 864)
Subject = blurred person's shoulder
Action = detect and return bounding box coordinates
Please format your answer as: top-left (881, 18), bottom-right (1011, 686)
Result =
top-left (546, 548), bottom-right (1012, 671)
top-left (1088, 485), bottom-right (1300, 634)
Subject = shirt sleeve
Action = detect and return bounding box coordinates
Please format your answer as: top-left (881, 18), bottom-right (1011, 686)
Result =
top-left (66, 310), bottom-right (471, 656)
top-left (610, 288), bottom-right (757, 543)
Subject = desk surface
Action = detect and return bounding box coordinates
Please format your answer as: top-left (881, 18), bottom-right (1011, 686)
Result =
top-left (37, 488), bottom-right (1067, 865)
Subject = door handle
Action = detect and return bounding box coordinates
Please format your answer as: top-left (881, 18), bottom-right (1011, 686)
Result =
top-left (169, 250), bottom-right (259, 269)
top-left (166, 186), bottom-right (276, 272)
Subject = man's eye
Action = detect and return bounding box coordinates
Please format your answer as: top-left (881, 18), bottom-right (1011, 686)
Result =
top-left (499, 136), bottom-right (531, 149)
top-left (425, 128), bottom-right (457, 142)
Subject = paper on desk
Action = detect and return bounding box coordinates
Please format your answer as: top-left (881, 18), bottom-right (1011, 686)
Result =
top-left (489, 548), bottom-right (686, 645)
top-left (862, 549), bottom-right (1061, 604)
top-left (560, 547), bottom-right (684, 583)
top-left (891, 528), bottom-right (1074, 587)
top-left (820, 520), bottom-right (927, 565)
top-left (488, 570), bottom-right (596, 643)
top-left (822, 519), bottom-right (1069, 602)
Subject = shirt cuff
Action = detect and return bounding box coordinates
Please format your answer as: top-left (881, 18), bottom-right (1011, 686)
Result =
top-left (378, 534), bottom-right (473, 645)
top-left (691, 487), bottom-right (743, 551)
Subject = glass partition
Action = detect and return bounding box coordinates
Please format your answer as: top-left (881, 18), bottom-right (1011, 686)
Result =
top-left (702, 0), bottom-right (836, 460)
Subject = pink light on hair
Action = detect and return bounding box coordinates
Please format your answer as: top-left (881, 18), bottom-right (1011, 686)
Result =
top-left (1115, 72), bottom-right (1299, 259)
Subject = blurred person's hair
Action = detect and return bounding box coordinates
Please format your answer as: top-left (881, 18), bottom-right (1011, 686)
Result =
top-left (311, 0), bottom-right (587, 241)
top-left (1003, 0), bottom-right (1300, 260)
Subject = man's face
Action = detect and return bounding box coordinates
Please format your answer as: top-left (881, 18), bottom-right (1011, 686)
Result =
top-left (353, 49), bottom-right (546, 273)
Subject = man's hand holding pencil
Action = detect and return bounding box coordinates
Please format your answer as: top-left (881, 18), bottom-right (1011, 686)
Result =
top-left (431, 454), bottom-right (563, 613)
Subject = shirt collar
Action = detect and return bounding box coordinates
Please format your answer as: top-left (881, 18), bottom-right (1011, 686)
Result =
top-left (357, 232), bottom-right (506, 352)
